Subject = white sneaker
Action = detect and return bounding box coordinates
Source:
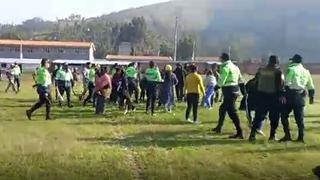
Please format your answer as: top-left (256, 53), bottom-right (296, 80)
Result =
top-left (194, 121), bottom-right (201, 124)
top-left (186, 118), bottom-right (193, 124)
top-left (256, 130), bottom-right (265, 137)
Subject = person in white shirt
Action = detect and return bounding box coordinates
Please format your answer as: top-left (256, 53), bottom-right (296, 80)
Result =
top-left (203, 70), bottom-right (217, 108)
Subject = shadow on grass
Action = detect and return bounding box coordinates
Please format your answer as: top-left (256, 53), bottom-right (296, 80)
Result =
top-left (78, 129), bottom-right (246, 148)
top-left (241, 144), bottom-right (320, 154)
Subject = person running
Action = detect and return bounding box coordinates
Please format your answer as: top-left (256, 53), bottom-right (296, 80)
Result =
top-left (212, 53), bottom-right (246, 139)
top-left (203, 70), bottom-right (217, 109)
top-left (94, 67), bottom-right (111, 115)
top-left (280, 54), bottom-right (315, 143)
top-left (125, 62), bottom-right (139, 103)
top-left (184, 64), bottom-right (205, 124)
top-left (5, 64), bottom-right (18, 93)
top-left (26, 58), bottom-right (52, 120)
top-left (145, 61), bottom-right (162, 116)
top-left (12, 63), bottom-right (21, 92)
top-left (55, 63), bottom-right (74, 107)
top-left (83, 64), bottom-right (96, 107)
top-left (160, 64), bottom-right (178, 112)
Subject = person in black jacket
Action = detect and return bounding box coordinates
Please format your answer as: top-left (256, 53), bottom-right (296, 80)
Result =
top-left (115, 68), bottom-right (135, 115)
top-left (249, 55), bottom-right (285, 142)
top-left (173, 63), bottom-right (185, 101)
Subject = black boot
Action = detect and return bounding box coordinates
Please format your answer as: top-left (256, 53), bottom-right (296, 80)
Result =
top-left (248, 130), bottom-right (256, 142)
top-left (212, 127), bottom-right (222, 134)
top-left (279, 129), bottom-right (292, 142)
top-left (229, 132), bottom-right (244, 139)
top-left (295, 129), bottom-right (304, 143)
top-left (269, 129), bottom-right (278, 141)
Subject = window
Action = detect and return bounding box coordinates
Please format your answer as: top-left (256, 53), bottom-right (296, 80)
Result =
top-left (15, 47), bottom-right (20, 52)
top-left (27, 48), bottom-right (33, 53)
top-left (75, 49), bottom-right (80, 54)
top-left (43, 48), bottom-right (50, 53)
top-left (58, 48), bottom-right (65, 53)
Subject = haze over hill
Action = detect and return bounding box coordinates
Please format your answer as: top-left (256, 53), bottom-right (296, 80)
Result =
top-left (1, 0), bottom-right (320, 62)
top-left (99, 0), bottom-right (320, 62)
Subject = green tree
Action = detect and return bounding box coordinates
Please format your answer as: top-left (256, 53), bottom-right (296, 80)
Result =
top-left (177, 35), bottom-right (194, 61)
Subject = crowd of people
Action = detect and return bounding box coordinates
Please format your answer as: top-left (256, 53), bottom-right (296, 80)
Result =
top-left (20, 52), bottom-right (316, 143)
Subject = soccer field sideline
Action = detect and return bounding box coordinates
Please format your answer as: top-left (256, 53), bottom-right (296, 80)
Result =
top-left (0, 75), bottom-right (319, 180)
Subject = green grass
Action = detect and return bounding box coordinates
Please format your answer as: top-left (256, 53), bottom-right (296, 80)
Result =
top-left (0, 75), bottom-right (320, 180)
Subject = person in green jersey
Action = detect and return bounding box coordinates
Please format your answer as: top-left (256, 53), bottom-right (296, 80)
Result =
top-left (145, 61), bottom-right (162, 116)
top-left (26, 58), bottom-right (52, 120)
top-left (212, 53), bottom-right (246, 139)
top-left (55, 63), bottom-right (74, 107)
top-left (279, 54), bottom-right (315, 143)
top-left (126, 62), bottom-right (139, 103)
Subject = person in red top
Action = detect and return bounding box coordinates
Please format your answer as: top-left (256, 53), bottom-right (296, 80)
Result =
top-left (95, 67), bottom-right (111, 115)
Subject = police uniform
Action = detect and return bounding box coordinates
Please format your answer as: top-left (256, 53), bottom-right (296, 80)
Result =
top-left (212, 57), bottom-right (246, 139)
top-left (249, 57), bottom-right (284, 141)
top-left (26, 64), bottom-right (52, 120)
top-left (12, 65), bottom-right (21, 91)
top-left (125, 65), bottom-right (139, 102)
top-left (55, 66), bottom-right (73, 107)
top-left (280, 55), bottom-right (315, 142)
top-left (83, 66), bottom-right (96, 106)
top-left (145, 66), bottom-right (162, 115)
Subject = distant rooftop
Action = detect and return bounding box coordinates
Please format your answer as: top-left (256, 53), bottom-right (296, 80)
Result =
top-left (0, 39), bottom-right (94, 48)
top-left (106, 55), bottom-right (173, 61)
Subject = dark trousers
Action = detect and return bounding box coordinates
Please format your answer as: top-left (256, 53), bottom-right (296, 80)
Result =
top-left (95, 94), bottom-right (106, 115)
top-left (128, 78), bottom-right (139, 102)
top-left (281, 90), bottom-right (305, 139)
top-left (185, 93), bottom-right (200, 122)
top-left (14, 76), bottom-right (20, 91)
top-left (215, 86), bottom-right (242, 134)
top-left (83, 82), bottom-right (95, 106)
top-left (119, 91), bottom-right (134, 111)
top-left (58, 85), bottom-right (71, 106)
top-left (110, 87), bottom-right (118, 104)
top-left (146, 81), bottom-right (157, 114)
top-left (250, 93), bottom-right (280, 138)
top-left (176, 84), bottom-right (184, 101)
top-left (29, 85), bottom-right (51, 119)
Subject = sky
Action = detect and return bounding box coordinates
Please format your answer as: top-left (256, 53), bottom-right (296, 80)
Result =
top-left (0, 0), bottom-right (169, 24)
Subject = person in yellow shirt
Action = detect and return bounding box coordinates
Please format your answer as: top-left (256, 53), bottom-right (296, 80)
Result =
top-left (184, 64), bottom-right (205, 124)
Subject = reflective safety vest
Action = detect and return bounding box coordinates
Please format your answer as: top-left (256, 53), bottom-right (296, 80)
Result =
top-left (285, 63), bottom-right (314, 90)
top-left (218, 60), bottom-right (243, 87)
top-left (145, 67), bottom-right (162, 82)
top-left (36, 67), bottom-right (51, 87)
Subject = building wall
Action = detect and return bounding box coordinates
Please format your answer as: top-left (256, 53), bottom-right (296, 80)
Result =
top-left (0, 45), bottom-right (90, 60)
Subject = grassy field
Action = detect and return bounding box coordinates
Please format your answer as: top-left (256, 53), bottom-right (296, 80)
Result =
top-left (0, 75), bottom-right (319, 180)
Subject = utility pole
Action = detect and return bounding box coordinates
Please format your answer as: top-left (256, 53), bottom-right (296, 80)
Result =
top-left (173, 16), bottom-right (178, 62)
top-left (192, 40), bottom-right (196, 62)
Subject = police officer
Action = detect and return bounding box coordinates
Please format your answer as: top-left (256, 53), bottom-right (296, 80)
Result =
top-left (249, 55), bottom-right (284, 142)
top-left (212, 53), bottom-right (246, 139)
top-left (12, 63), bottom-right (21, 92)
top-left (145, 61), bottom-right (162, 116)
top-left (83, 64), bottom-right (96, 107)
top-left (26, 58), bottom-right (52, 120)
top-left (56, 63), bottom-right (73, 107)
top-left (126, 62), bottom-right (139, 103)
top-left (280, 54), bottom-right (315, 143)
